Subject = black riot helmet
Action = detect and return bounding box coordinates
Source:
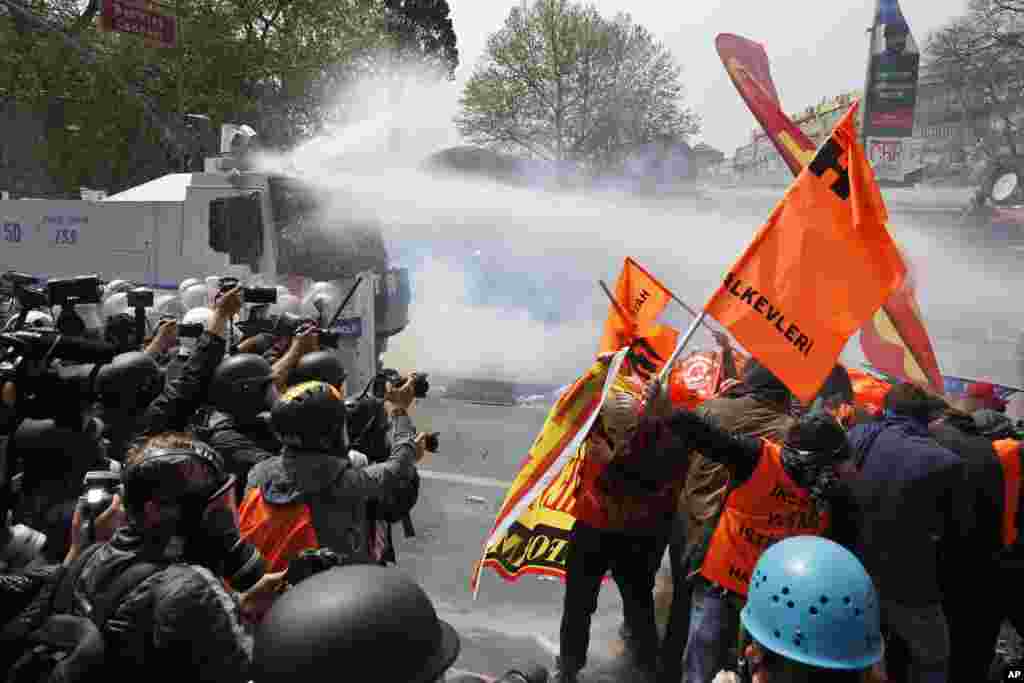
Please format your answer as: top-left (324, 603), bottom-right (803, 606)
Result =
top-left (254, 565), bottom-right (460, 683)
top-left (270, 381), bottom-right (348, 453)
top-left (96, 351), bottom-right (163, 414)
top-left (287, 350), bottom-right (347, 389)
top-left (209, 353), bottom-right (275, 421)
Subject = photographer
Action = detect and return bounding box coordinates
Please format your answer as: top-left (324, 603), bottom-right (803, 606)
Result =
top-left (102, 286), bottom-right (244, 459)
top-left (240, 378), bottom-right (420, 569)
top-left (0, 432), bottom-right (285, 682)
top-left (347, 370), bottom-right (433, 565)
top-left (194, 326), bottom-right (319, 500)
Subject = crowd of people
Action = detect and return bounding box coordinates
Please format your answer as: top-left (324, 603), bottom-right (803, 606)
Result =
top-left (554, 334), bottom-right (1024, 683)
top-left (0, 271), bottom-right (1021, 683)
top-left (0, 275), bottom-right (461, 682)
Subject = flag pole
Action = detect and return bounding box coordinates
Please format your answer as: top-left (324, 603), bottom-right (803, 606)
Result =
top-left (657, 311), bottom-right (707, 384)
top-left (598, 280), bottom-right (631, 325)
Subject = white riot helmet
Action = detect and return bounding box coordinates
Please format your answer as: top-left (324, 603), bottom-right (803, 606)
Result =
top-left (181, 283), bottom-right (209, 311)
top-left (5, 310), bottom-right (54, 331)
top-left (102, 292), bottom-right (131, 321)
top-left (76, 303), bottom-right (105, 336)
top-left (103, 279), bottom-right (134, 302)
top-left (148, 294), bottom-right (185, 333)
top-left (178, 306), bottom-right (214, 356)
top-left (599, 390), bottom-right (640, 450)
top-left (178, 277), bottom-right (202, 295)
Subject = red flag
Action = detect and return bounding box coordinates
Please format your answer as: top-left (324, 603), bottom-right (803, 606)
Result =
top-left (599, 258), bottom-right (678, 378)
top-left (704, 104), bottom-right (906, 403)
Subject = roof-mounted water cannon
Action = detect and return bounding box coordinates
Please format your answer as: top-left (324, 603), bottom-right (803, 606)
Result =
top-left (205, 123), bottom-right (258, 174)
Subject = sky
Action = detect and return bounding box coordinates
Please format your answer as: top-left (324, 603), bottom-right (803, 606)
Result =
top-left (446, 0), bottom-right (967, 155)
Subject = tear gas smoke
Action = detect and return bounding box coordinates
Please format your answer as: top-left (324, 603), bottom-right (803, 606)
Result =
top-left (253, 61), bottom-right (1021, 386)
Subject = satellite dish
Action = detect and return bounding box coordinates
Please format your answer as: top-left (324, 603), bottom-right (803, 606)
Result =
top-left (992, 171), bottom-right (1019, 204)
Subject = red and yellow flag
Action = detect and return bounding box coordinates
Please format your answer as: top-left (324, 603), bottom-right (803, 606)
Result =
top-left (716, 32), bottom-right (943, 393)
top-left (704, 104), bottom-right (906, 404)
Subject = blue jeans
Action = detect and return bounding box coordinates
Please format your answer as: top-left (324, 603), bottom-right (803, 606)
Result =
top-left (683, 579), bottom-right (742, 683)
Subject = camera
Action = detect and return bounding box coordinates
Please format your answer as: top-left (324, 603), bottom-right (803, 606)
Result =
top-left (284, 547), bottom-right (346, 586)
top-left (79, 470), bottom-right (121, 544)
top-left (422, 431), bottom-right (439, 453)
top-left (47, 275), bottom-right (103, 306)
top-left (178, 322), bottom-right (204, 338)
top-left (81, 471), bottom-right (120, 517)
top-left (0, 330), bottom-right (117, 425)
top-left (126, 288), bottom-right (155, 308)
top-left (237, 312), bottom-right (340, 349)
top-left (372, 369), bottom-right (429, 400)
top-left (217, 277), bottom-right (277, 305)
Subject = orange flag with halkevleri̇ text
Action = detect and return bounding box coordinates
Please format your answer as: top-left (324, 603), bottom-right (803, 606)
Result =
top-left (599, 257), bottom-right (673, 354)
top-left (704, 102), bottom-right (906, 404)
top-left (598, 258), bottom-right (678, 379)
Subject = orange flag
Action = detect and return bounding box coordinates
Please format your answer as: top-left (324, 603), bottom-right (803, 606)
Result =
top-left (598, 258), bottom-right (678, 378)
top-left (704, 103), bottom-right (906, 404)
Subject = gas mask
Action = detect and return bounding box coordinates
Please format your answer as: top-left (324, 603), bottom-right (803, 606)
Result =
top-left (135, 443), bottom-right (266, 592)
top-left (599, 391), bottom-right (640, 459)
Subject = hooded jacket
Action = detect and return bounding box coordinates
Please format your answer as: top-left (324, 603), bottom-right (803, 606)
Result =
top-left (243, 414), bottom-right (416, 564)
top-left (847, 413), bottom-right (964, 606)
top-left (929, 412), bottom-right (1003, 564)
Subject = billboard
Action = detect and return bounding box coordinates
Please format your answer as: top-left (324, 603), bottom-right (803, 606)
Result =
top-left (864, 0), bottom-right (920, 139)
top-left (100, 0), bottom-right (177, 49)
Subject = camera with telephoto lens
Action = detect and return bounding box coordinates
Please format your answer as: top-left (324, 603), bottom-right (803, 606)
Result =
top-left (177, 322), bottom-right (204, 338)
top-left (218, 277), bottom-right (277, 305)
top-left (0, 329), bottom-right (117, 425)
top-left (47, 275), bottom-right (103, 306)
top-left (284, 547), bottom-right (346, 586)
top-left (236, 312), bottom-right (340, 349)
top-left (371, 368), bottom-right (429, 400)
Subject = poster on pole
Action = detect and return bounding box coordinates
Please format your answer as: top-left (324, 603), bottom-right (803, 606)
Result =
top-left (100, 0), bottom-right (177, 49)
top-left (864, 0), bottom-right (920, 140)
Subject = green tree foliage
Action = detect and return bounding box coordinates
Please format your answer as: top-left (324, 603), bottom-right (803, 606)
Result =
top-left (0, 0), bottom-right (459, 193)
top-left (456, 0), bottom-right (700, 170)
top-left (384, 0), bottom-right (458, 80)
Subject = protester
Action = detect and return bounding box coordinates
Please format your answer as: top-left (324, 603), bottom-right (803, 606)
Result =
top-left (711, 536), bottom-right (884, 683)
top-left (663, 359), bottom-right (796, 683)
top-left (928, 404), bottom-right (1005, 683)
top-left (846, 382), bottom-right (964, 683)
top-left (556, 372), bottom-right (690, 683)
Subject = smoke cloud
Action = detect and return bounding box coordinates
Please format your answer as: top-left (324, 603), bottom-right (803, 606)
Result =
top-left (252, 61), bottom-right (1020, 386)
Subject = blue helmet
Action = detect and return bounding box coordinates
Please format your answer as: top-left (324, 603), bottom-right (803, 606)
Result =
top-left (741, 536), bottom-right (883, 670)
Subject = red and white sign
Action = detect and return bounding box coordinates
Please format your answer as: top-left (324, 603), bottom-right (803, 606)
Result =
top-left (100, 0), bottom-right (177, 49)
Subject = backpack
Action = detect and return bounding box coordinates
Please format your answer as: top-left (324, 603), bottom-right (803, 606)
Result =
top-left (2, 543), bottom-right (164, 683)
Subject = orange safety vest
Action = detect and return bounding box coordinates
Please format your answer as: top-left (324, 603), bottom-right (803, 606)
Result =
top-left (994, 439), bottom-right (1023, 549)
top-left (699, 441), bottom-right (830, 597)
top-left (239, 488), bottom-right (319, 573)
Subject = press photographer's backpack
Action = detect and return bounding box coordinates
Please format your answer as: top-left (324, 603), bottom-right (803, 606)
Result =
top-left (1, 544), bottom-right (164, 683)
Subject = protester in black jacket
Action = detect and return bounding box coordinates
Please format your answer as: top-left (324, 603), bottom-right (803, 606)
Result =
top-left (929, 406), bottom-right (1005, 683)
top-left (846, 383), bottom-right (964, 683)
